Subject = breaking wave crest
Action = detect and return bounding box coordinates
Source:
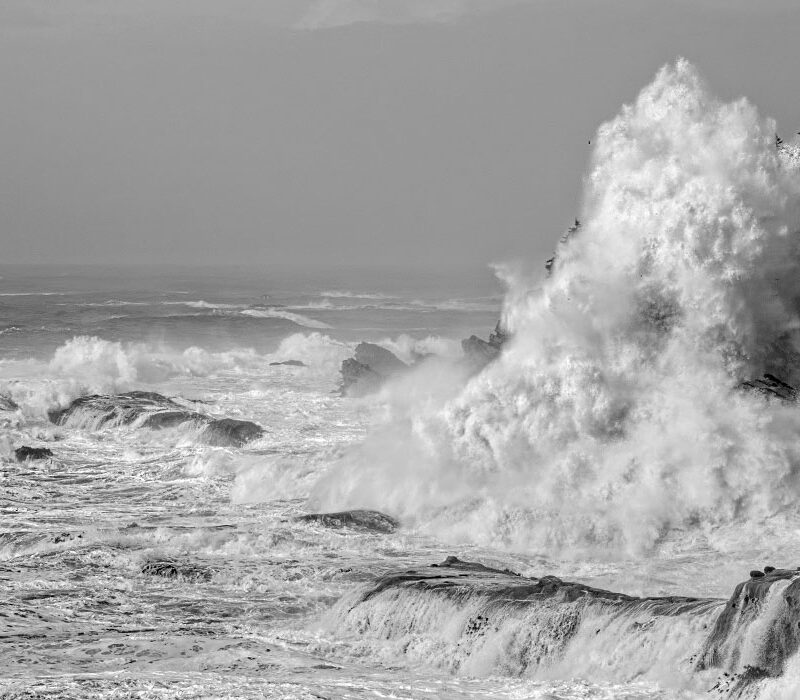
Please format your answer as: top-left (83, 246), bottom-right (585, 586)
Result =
top-left (310, 59), bottom-right (800, 555)
top-left (240, 307), bottom-right (332, 329)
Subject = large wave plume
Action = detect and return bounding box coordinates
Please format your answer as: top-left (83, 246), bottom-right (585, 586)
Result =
top-left (310, 59), bottom-right (800, 555)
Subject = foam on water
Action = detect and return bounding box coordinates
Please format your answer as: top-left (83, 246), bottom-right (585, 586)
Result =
top-left (240, 307), bottom-right (332, 329)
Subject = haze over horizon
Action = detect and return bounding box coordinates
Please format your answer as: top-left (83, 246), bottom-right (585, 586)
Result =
top-left (3, 0), bottom-right (800, 267)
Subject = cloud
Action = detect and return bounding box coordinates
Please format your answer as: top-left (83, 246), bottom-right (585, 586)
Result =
top-left (296, 0), bottom-right (523, 30)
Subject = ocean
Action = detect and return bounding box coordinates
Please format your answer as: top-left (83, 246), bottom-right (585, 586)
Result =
top-left (4, 59), bottom-right (800, 699)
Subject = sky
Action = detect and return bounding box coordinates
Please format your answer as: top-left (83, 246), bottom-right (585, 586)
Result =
top-left (2, 0), bottom-right (800, 268)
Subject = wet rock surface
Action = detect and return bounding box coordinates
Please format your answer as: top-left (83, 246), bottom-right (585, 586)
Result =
top-left (342, 557), bottom-right (800, 695)
top-left (14, 446), bottom-right (54, 462)
top-left (297, 509), bottom-right (400, 534)
top-left (339, 343), bottom-right (409, 396)
top-left (358, 556), bottom-right (714, 612)
top-left (0, 394), bottom-right (19, 411)
top-left (201, 418), bottom-right (265, 448)
top-left (141, 560), bottom-right (214, 583)
top-left (740, 373), bottom-right (798, 401)
top-left (697, 567), bottom-right (800, 694)
top-left (48, 391), bottom-right (263, 447)
top-left (461, 321), bottom-right (508, 371)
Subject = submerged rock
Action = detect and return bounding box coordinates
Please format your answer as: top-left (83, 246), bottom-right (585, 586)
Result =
top-left (53, 532), bottom-right (82, 544)
top-left (269, 359), bottom-right (307, 367)
top-left (14, 446), bottom-right (54, 462)
top-left (297, 509), bottom-right (399, 533)
top-left (141, 560), bottom-right (213, 582)
top-left (48, 391), bottom-right (263, 447)
top-left (340, 343), bottom-right (409, 396)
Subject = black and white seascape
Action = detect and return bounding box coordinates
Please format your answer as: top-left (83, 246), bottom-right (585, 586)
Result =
top-left (5, 3), bottom-right (800, 700)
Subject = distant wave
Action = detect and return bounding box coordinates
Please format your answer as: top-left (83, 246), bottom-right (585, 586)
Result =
top-left (75, 300), bottom-right (150, 307)
top-left (0, 292), bottom-right (67, 297)
top-left (319, 290), bottom-right (392, 300)
top-left (287, 297), bottom-right (500, 314)
top-left (240, 308), bottom-right (331, 329)
top-left (164, 300), bottom-right (245, 310)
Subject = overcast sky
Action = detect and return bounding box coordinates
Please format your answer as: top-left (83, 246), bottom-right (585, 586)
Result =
top-left (2, 0), bottom-right (800, 267)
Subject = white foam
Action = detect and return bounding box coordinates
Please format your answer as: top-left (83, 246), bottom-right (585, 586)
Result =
top-left (241, 308), bottom-right (332, 329)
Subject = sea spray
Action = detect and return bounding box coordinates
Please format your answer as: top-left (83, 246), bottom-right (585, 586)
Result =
top-left (310, 59), bottom-right (800, 555)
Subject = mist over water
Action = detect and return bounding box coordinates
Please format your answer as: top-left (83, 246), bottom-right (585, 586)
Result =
top-left (311, 60), bottom-right (800, 556)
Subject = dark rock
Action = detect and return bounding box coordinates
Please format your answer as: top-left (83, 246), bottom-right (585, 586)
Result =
top-left (141, 560), bottom-right (213, 582)
top-left (750, 570), bottom-right (766, 578)
top-left (740, 374), bottom-right (797, 402)
top-left (462, 321), bottom-right (509, 371)
top-left (0, 394), bottom-right (19, 412)
top-left (765, 566), bottom-right (776, 574)
top-left (14, 446), bottom-right (54, 462)
top-left (354, 342), bottom-right (408, 376)
top-left (340, 358), bottom-right (385, 397)
top-left (269, 360), bottom-right (307, 367)
top-left (297, 509), bottom-right (399, 534)
top-left (488, 321), bottom-right (508, 349)
top-left (462, 334), bottom-right (501, 367)
top-left (696, 568), bottom-right (800, 693)
top-left (201, 418), bottom-right (264, 447)
top-left (53, 532), bottom-right (82, 544)
top-left (48, 391), bottom-right (263, 447)
top-left (545, 219), bottom-right (581, 276)
top-left (340, 343), bottom-right (408, 396)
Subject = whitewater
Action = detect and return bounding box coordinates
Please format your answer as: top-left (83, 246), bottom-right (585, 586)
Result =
top-left (4, 60), bottom-right (800, 698)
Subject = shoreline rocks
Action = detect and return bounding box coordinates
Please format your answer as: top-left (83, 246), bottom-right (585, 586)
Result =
top-left (340, 343), bottom-right (409, 396)
top-left (0, 394), bottom-right (19, 412)
top-left (340, 323), bottom-right (510, 397)
top-left (296, 509), bottom-right (399, 534)
top-left (336, 557), bottom-right (800, 696)
top-left (14, 446), bottom-right (54, 462)
top-left (49, 391), bottom-right (264, 447)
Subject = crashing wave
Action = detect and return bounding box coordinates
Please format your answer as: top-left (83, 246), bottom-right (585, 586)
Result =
top-left (310, 59), bottom-right (800, 555)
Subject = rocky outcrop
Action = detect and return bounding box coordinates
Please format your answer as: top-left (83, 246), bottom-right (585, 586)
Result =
top-left (48, 391), bottom-right (263, 447)
top-left (201, 418), bottom-right (265, 448)
top-left (269, 359), bottom-right (307, 367)
top-left (0, 394), bottom-right (19, 412)
top-left (545, 219), bottom-right (581, 276)
top-left (696, 567), bottom-right (800, 695)
top-left (461, 321), bottom-right (508, 371)
top-left (740, 374), bottom-right (797, 402)
top-left (297, 509), bottom-right (399, 534)
top-left (141, 560), bottom-right (214, 582)
top-left (339, 343), bottom-right (409, 396)
top-left (14, 446), bottom-right (54, 462)
top-left (334, 557), bottom-right (800, 696)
